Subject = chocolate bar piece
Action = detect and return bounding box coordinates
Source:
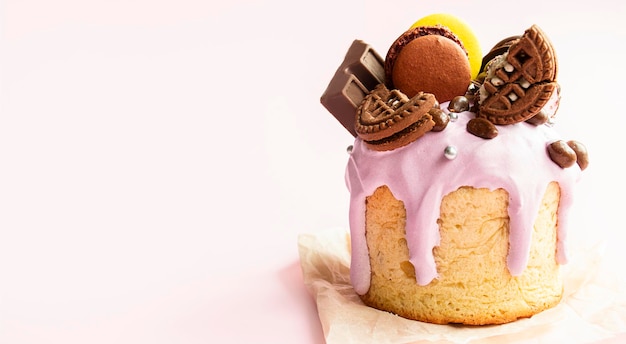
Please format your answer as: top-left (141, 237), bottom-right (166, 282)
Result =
top-left (320, 40), bottom-right (385, 137)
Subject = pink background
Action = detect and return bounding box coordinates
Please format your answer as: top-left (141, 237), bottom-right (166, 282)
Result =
top-left (1, 0), bottom-right (624, 343)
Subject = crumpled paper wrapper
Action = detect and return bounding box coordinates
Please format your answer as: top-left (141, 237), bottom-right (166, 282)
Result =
top-left (298, 228), bottom-right (626, 343)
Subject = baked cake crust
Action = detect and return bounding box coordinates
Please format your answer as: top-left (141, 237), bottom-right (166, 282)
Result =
top-left (360, 183), bottom-right (563, 325)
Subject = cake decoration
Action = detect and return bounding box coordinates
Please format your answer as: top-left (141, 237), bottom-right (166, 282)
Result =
top-left (443, 145), bottom-right (458, 160)
top-left (567, 140), bottom-right (589, 170)
top-left (320, 14), bottom-right (590, 324)
top-left (320, 40), bottom-right (384, 137)
top-left (525, 107), bottom-right (551, 125)
top-left (409, 13), bottom-right (483, 80)
top-left (385, 26), bottom-right (471, 102)
top-left (477, 25), bottom-right (559, 125)
top-left (429, 107), bottom-right (449, 131)
top-left (447, 95), bottom-right (470, 112)
top-left (478, 36), bottom-right (520, 76)
top-left (548, 140), bottom-right (578, 168)
top-left (547, 140), bottom-right (590, 170)
top-left (355, 85), bottom-right (437, 151)
top-left (466, 117), bottom-right (498, 139)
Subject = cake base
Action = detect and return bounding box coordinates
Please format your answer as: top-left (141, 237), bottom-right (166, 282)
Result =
top-left (359, 182), bottom-right (563, 325)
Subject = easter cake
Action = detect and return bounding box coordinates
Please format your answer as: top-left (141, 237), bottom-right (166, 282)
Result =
top-left (320, 14), bottom-right (588, 325)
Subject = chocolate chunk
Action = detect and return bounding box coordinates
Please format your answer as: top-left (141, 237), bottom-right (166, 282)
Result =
top-left (321, 40), bottom-right (385, 137)
top-left (466, 117), bottom-right (498, 139)
top-left (547, 140), bottom-right (577, 168)
top-left (567, 140), bottom-right (589, 171)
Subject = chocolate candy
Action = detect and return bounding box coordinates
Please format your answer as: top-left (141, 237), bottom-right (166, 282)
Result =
top-left (321, 40), bottom-right (385, 137)
top-left (448, 95), bottom-right (470, 113)
top-left (429, 107), bottom-right (449, 132)
top-left (525, 109), bottom-right (550, 125)
top-left (567, 140), bottom-right (589, 171)
top-left (547, 140), bottom-right (577, 168)
top-left (467, 117), bottom-right (498, 139)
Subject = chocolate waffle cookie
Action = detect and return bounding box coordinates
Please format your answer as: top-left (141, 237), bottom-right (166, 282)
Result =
top-left (355, 84), bottom-right (436, 151)
top-left (478, 25), bottom-right (558, 125)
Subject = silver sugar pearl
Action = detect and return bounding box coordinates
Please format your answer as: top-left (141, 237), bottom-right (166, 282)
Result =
top-left (444, 145), bottom-right (458, 160)
top-left (448, 112), bottom-right (459, 122)
top-left (346, 145), bottom-right (353, 154)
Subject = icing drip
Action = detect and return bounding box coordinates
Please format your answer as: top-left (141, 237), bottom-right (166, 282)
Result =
top-left (345, 103), bottom-right (582, 295)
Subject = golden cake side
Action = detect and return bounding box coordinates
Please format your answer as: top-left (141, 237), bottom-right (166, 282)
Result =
top-left (360, 183), bottom-right (562, 325)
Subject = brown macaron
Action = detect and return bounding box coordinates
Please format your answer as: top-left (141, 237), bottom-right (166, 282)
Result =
top-left (385, 26), bottom-right (471, 103)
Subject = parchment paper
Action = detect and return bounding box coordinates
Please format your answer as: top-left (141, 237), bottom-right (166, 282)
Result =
top-left (298, 228), bottom-right (626, 343)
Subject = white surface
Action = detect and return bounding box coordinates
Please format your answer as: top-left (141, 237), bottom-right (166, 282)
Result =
top-left (0, 0), bottom-right (624, 343)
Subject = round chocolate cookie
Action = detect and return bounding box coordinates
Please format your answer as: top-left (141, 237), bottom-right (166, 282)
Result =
top-left (385, 26), bottom-right (471, 103)
top-left (355, 84), bottom-right (436, 151)
top-left (478, 25), bottom-right (558, 125)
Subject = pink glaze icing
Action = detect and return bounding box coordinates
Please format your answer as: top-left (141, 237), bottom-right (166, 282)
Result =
top-left (345, 102), bottom-right (582, 295)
